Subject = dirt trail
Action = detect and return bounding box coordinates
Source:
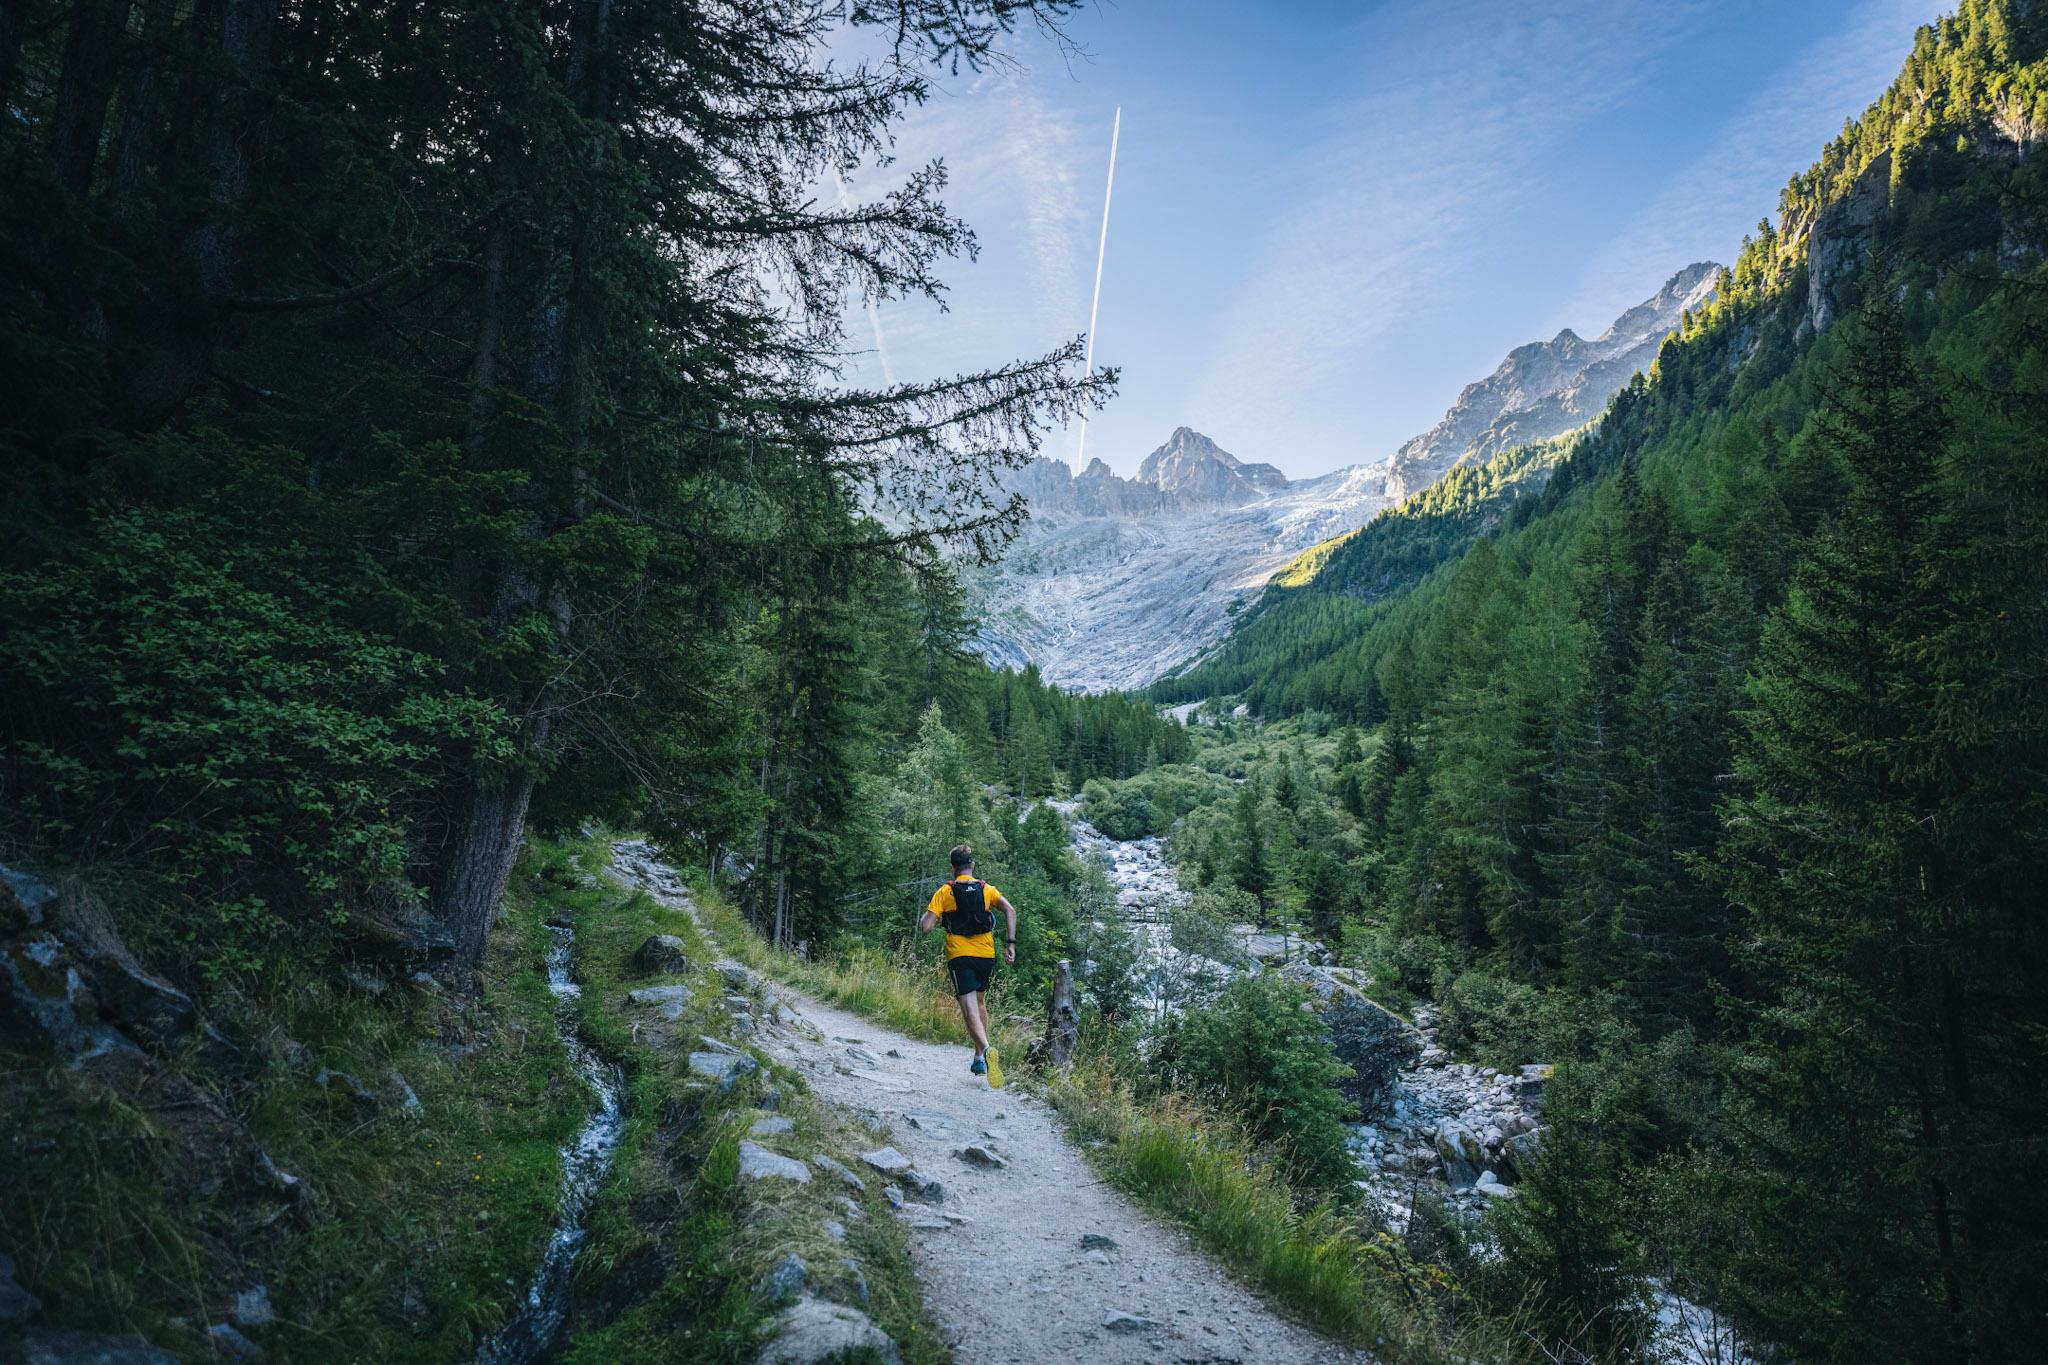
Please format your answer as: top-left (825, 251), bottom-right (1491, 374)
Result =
top-left (609, 842), bottom-right (1364, 1365)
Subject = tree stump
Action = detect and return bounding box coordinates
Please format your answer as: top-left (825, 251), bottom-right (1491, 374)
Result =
top-left (1043, 958), bottom-right (1080, 1070)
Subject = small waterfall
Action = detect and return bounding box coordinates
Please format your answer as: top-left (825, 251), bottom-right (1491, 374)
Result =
top-left (473, 925), bottom-right (624, 1365)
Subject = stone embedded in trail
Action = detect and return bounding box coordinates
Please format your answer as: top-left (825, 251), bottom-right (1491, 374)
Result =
top-left (954, 1144), bottom-right (1007, 1169)
top-left (750, 1115), bottom-right (795, 1137)
top-left (1103, 1310), bottom-right (1159, 1333)
top-left (19, 1328), bottom-right (179, 1364)
top-left (882, 1185), bottom-right (904, 1211)
top-left (724, 994), bottom-right (752, 1011)
top-left (690, 1051), bottom-right (757, 1089)
top-left (860, 1145), bottom-right (914, 1176)
top-left (757, 1296), bottom-right (902, 1365)
top-left (811, 1155), bottom-right (865, 1193)
top-left (738, 1141), bottom-right (811, 1184)
top-left (698, 1034), bottom-right (739, 1055)
top-left (713, 960), bottom-right (751, 990)
top-left (625, 985), bottom-right (691, 1021)
top-left (752, 1253), bottom-right (813, 1305)
top-left (897, 1170), bottom-right (945, 1204)
top-left (1078, 1233), bottom-right (1118, 1251)
top-left (902, 1212), bottom-right (953, 1231)
top-left (629, 934), bottom-right (692, 976)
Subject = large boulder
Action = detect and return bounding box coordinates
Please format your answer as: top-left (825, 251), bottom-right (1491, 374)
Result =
top-left (1322, 995), bottom-right (1422, 1118)
top-left (737, 1141), bottom-right (811, 1184)
top-left (1, 930), bottom-right (139, 1065)
top-left (756, 1296), bottom-right (901, 1365)
top-left (629, 935), bottom-right (692, 976)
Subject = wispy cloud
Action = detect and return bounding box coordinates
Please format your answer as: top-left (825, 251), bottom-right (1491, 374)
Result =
top-left (844, 67), bottom-right (1098, 406)
top-left (1183, 0), bottom-right (1707, 462)
top-left (1553, 0), bottom-right (1940, 332)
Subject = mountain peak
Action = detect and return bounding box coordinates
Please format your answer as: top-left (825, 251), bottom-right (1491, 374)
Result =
top-left (1386, 260), bottom-right (1725, 499)
top-left (1136, 428), bottom-right (1289, 502)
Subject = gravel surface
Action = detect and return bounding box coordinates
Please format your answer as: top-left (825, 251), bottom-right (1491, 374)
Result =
top-left (609, 840), bottom-right (1368, 1365)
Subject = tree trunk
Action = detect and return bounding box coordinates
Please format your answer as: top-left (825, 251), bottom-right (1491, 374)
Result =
top-left (108, 0), bottom-right (174, 202)
top-left (438, 759), bottom-right (540, 981)
top-left (1042, 959), bottom-right (1080, 1070)
top-left (50, 0), bottom-right (131, 199)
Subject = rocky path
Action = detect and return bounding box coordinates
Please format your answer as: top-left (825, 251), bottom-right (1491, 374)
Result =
top-left (608, 841), bottom-right (1365, 1365)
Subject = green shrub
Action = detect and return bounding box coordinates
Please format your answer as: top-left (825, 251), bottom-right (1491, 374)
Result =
top-left (0, 504), bottom-right (505, 978)
top-left (1079, 777), bottom-right (1157, 840)
top-left (1435, 969), bottom-right (1555, 1067)
top-left (1155, 973), bottom-right (1358, 1190)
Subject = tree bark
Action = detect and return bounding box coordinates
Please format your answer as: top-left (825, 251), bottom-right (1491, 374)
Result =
top-left (50, 0), bottom-right (131, 199)
top-left (1041, 959), bottom-right (1079, 1070)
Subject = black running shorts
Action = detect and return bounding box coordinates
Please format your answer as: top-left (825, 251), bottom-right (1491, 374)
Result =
top-left (947, 954), bottom-right (994, 997)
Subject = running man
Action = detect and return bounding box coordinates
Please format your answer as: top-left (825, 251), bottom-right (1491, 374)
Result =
top-left (919, 843), bottom-right (1017, 1080)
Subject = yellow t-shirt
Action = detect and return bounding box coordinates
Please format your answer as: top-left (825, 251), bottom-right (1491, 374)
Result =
top-left (928, 876), bottom-right (1001, 960)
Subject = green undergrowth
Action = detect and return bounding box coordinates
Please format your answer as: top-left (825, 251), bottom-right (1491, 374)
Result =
top-left (0, 857), bottom-right (585, 1362)
top-left (1045, 1051), bottom-right (1508, 1364)
top-left (531, 836), bottom-right (950, 1365)
top-left (691, 875), bottom-right (1032, 1061)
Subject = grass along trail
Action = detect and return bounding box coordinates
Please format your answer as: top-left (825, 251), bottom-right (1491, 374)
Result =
top-left (608, 840), bottom-right (1366, 1365)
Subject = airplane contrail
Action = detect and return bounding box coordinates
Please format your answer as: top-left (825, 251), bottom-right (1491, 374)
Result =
top-left (1077, 106), bottom-right (1120, 466)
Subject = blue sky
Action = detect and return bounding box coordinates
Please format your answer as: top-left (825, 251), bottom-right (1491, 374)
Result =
top-left (838, 0), bottom-right (1946, 479)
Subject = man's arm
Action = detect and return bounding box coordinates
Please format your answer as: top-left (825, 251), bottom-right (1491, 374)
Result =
top-left (918, 908), bottom-right (939, 933)
top-left (997, 894), bottom-right (1017, 963)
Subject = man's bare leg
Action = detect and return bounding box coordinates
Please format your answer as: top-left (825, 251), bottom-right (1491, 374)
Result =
top-left (978, 994), bottom-right (995, 1051)
top-left (956, 991), bottom-right (989, 1053)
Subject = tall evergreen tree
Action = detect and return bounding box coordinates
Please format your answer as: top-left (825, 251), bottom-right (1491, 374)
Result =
top-left (1711, 268), bottom-right (2048, 1361)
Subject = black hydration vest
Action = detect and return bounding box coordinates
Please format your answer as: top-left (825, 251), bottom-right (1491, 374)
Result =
top-left (942, 879), bottom-right (993, 937)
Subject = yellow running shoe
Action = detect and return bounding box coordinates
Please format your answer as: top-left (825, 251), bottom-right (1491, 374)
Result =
top-left (985, 1043), bottom-right (1005, 1089)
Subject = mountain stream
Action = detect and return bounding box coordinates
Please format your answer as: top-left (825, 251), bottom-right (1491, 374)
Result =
top-left (472, 925), bottom-right (623, 1365)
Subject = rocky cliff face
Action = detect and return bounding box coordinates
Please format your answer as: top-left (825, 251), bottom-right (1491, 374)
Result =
top-left (1012, 427), bottom-right (1296, 518)
top-left (974, 265), bottom-right (1723, 693)
top-left (1383, 262), bottom-right (1721, 499)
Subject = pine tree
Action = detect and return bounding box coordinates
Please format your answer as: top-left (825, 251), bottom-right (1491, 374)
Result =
top-left (1711, 267), bottom-right (2046, 1360)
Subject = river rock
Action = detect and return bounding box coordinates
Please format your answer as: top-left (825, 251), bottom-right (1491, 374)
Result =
top-left (752, 1253), bottom-right (812, 1305)
top-left (630, 935), bottom-right (692, 976)
top-left (626, 985), bottom-right (691, 1021)
top-left (18, 1329), bottom-right (179, 1364)
top-left (859, 1146), bottom-right (913, 1176)
top-left (738, 1141), bottom-right (811, 1184)
top-left (811, 1155), bottom-right (865, 1192)
top-left (0, 1251), bottom-right (40, 1323)
top-left (757, 1296), bottom-right (902, 1365)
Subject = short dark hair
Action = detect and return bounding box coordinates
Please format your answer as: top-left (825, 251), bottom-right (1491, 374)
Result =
top-left (949, 844), bottom-right (974, 871)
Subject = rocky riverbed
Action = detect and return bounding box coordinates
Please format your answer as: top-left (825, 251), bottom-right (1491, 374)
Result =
top-left (1058, 803), bottom-right (1547, 1217)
